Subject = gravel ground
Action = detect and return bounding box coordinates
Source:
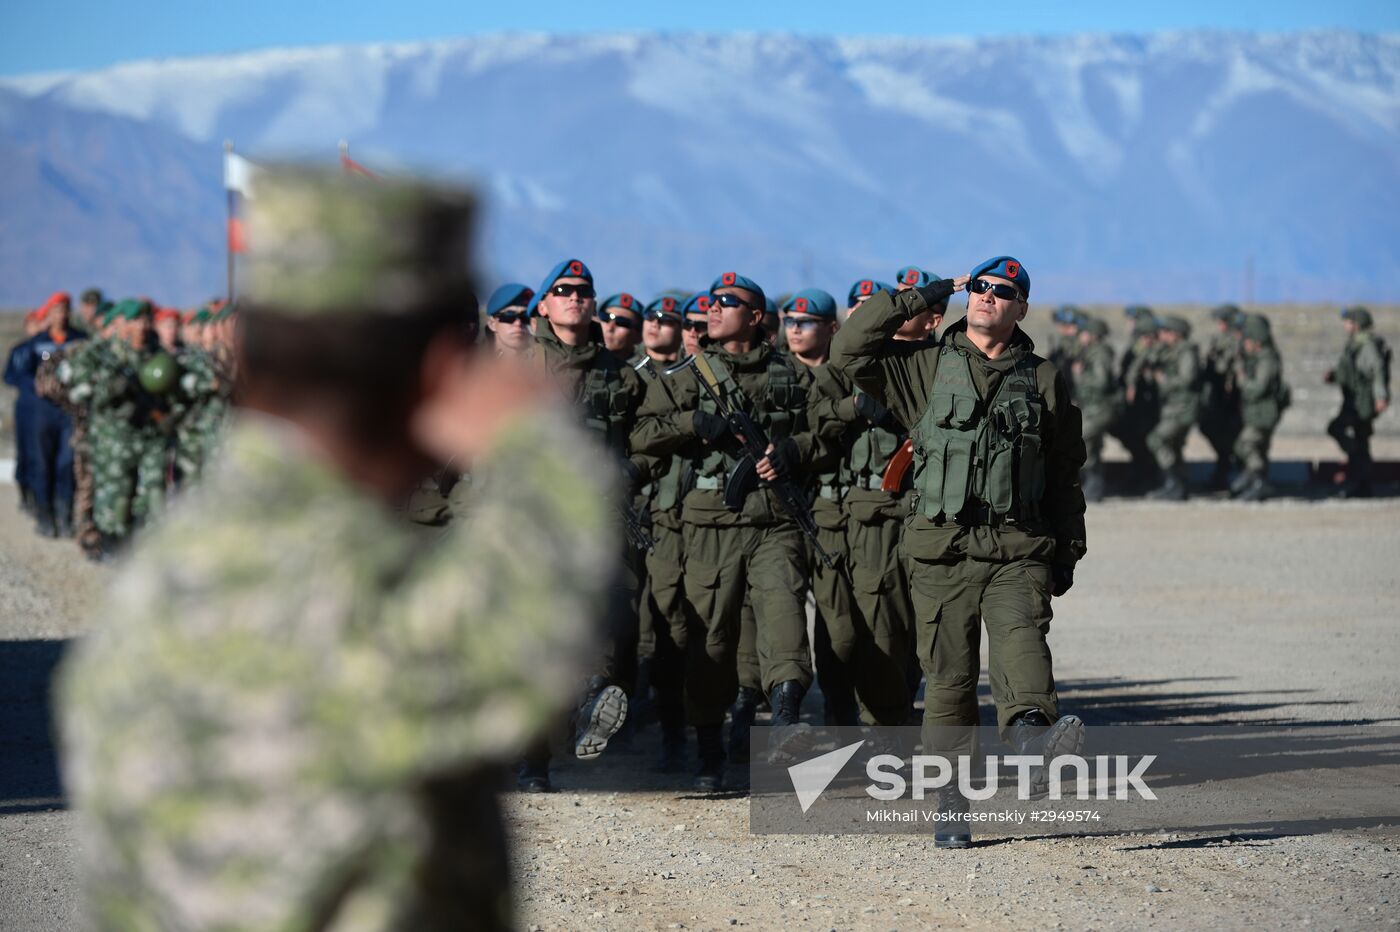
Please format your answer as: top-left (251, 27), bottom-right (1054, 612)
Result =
top-left (1, 492), bottom-right (1398, 930)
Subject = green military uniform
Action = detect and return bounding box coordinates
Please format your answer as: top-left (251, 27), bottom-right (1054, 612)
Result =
top-left (808, 362), bottom-right (916, 726)
top-left (793, 357), bottom-right (860, 725)
top-left (1047, 306), bottom-right (1082, 396)
top-left (1198, 306), bottom-right (1244, 488)
top-left (633, 321), bottom-right (819, 740)
top-left (1328, 307), bottom-right (1391, 497)
top-left (1232, 314), bottom-right (1289, 501)
top-left (1072, 317), bottom-right (1122, 503)
top-left (1144, 317), bottom-right (1200, 500)
top-left (37, 342), bottom-right (103, 556)
top-left (171, 342), bottom-right (228, 484)
top-left (829, 274), bottom-right (1086, 780)
top-left (59, 165), bottom-right (622, 930)
top-left (1111, 313), bottom-right (1161, 492)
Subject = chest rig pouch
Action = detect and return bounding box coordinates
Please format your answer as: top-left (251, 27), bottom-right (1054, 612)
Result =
top-left (579, 362), bottom-right (632, 453)
top-left (910, 345), bottom-right (1047, 524)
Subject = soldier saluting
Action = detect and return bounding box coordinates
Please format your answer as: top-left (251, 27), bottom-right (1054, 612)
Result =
top-left (829, 256), bottom-right (1087, 848)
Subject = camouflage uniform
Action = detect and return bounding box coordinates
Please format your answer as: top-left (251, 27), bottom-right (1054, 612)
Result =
top-left (36, 346), bottom-right (102, 554)
top-left (59, 165), bottom-right (621, 931)
top-left (1232, 314), bottom-right (1289, 500)
top-left (171, 343), bottom-right (226, 484)
top-left (87, 336), bottom-right (171, 539)
top-left (1198, 306), bottom-right (1244, 487)
top-left (1327, 308), bottom-right (1391, 496)
top-left (1144, 318), bottom-right (1200, 500)
top-left (1071, 318), bottom-right (1122, 503)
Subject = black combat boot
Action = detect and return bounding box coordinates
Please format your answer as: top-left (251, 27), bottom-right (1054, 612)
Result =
top-left (1228, 469), bottom-right (1253, 497)
top-left (728, 686), bottom-right (761, 764)
top-left (19, 488), bottom-right (36, 516)
top-left (933, 787), bottom-right (972, 849)
top-left (54, 500), bottom-right (74, 538)
top-left (1236, 472), bottom-right (1271, 502)
top-left (1081, 467), bottom-right (1105, 503)
top-left (655, 684), bottom-right (688, 772)
top-left (819, 665), bottom-right (860, 727)
top-left (693, 724), bottom-right (726, 792)
top-left (766, 680), bottom-right (813, 763)
top-left (516, 745), bottom-right (553, 793)
top-left (35, 507), bottom-right (57, 538)
top-left (1007, 710), bottom-right (1085, 799)
top-left (1147, 471), bottom-right (1186, 502)
top-left (573, 675), bottom-right (628, 760)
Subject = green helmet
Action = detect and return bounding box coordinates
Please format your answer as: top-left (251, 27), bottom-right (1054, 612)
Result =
top-left (138, 352), bottom-right (178, 394)
top-left (1241, 313), bottom-right (1272, 343)
top-left (1081, 316), bottom-right (1109, 339)
top-left (1158, 316), bottom-right (1192, 338)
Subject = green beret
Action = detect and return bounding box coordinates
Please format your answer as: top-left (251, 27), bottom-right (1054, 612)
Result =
top-left (192, 309), bottom-right (212, 324)
top-left (112, 298), bottom-right (152, 321)
top-left (242, 164), bottom-right (478, 318)
top-left (1242, 313), bottom-right (1273, 343)
top-left (97, 301), bottom-right (117, 324)
top-left (1341, 306), bottom-right (1374, 330)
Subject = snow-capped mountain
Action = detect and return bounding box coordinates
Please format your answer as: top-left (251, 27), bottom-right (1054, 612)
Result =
top-left (3, 31), bottom-right (1398, 306)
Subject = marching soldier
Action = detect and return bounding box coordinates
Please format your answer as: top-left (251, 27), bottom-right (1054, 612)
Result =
top-left (1072, 316), bottom-right (1122, 503)
top-left (830, 256), bottom-right (1087, 848)
top-left (1199, 305), bottom-right (1244, 489)
top-left (1144, 316), bottom-right (1200, 501)
top-left (1113, 309), bottom-right (1162, 493)
top-left (633, 271), bottom-right (821, 791)
top-left (1325, 306), bottom-right (1391, 497)
top-left (1232, 314), bottom-right (1289, 501)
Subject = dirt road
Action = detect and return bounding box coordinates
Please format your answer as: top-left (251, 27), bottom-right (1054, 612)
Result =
top-left (2, 494), bottom-right (1397, 930)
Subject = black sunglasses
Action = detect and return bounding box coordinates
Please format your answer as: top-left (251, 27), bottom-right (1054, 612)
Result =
top-left (493, 311), bottom-right (530, 325)
top-left (967, 278), bottom-right (1022, 301)
top-left (683, 319), bottom-right (708, 332)
top-left (709, 292), bottom-right (756, 311)
top-left (599, 310), bottom-right (640, 330)
top-left (549, 283), bottom-right (596, 300)
top-left (643, 309), bottom-right (681, 324)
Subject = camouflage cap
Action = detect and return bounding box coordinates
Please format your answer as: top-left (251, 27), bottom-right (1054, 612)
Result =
top-left (242, 164), bottom-right (477, 317)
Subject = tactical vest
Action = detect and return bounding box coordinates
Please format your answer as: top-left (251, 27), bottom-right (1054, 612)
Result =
top-left (839, 424), bottom-right (904, 493)
top-left (692, 350), bottom-right (807, 490)
top-left (909, 344), bottom-right (1047, 524)
top-left (578, 360), bottom-right (633, 453)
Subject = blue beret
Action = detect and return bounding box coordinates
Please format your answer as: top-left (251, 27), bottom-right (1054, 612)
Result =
top-left (599, 292), bottom-right (643, 314)
top-left (646, 294), bottom-right (684, 319)
top-left (847, 279), bottom-right (895, 306)
top-left (969, 256), bottom-right (1029, 298)
top-left (1052, 305), bottom-right (1083, 326)
top-left (529, 258), bottom-right (594, 314)
top-left (896, 266), bottom-right (931, 289)
top-left (782, 288), bottom-right (837, 320)
top-left (682, 293), bottom-right (711, 315)
top-left (710, 271), bottom-right (766, 308)
top-left (763, 297), bottom-right (778, 316)
top-left (486, 283), bottom-right (534, 317)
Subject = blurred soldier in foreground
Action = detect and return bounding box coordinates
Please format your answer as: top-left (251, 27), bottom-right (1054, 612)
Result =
top-left (1325, 306), bottom-right (1391, 498)
top-left (831, 256), bottom-right (1086, 848)
top-left (1232, 314), bottom-right (1289, 501)
top-left (59, 166), bottom-right (620, 930)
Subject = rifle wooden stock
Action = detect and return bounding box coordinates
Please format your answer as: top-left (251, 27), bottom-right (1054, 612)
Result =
top-left (881, 439), bottom-right (914, 493)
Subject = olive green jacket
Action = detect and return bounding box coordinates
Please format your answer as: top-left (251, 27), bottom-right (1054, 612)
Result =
top-left (829, 287), bottom-right (1087, 567)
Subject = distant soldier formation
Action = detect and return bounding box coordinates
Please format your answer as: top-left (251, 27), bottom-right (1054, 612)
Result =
top-left (6, 291), bottom-right (236, 557)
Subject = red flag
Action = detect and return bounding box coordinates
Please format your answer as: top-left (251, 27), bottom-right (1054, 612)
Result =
top-left (228, 217), bottom-right (247, 254)
top-left (340, 152), bottom-right (377, 179)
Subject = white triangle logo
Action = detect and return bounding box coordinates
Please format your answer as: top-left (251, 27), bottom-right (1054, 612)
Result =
top-left (788, 740), bottom-right (866, 813)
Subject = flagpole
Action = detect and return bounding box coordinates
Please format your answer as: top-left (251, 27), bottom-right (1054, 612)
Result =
top-left (224, 140), bottom-right (235, 304)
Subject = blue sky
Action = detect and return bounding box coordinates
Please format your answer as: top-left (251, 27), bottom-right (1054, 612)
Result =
top-left (2, 0), bottom-right (1397, 76)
